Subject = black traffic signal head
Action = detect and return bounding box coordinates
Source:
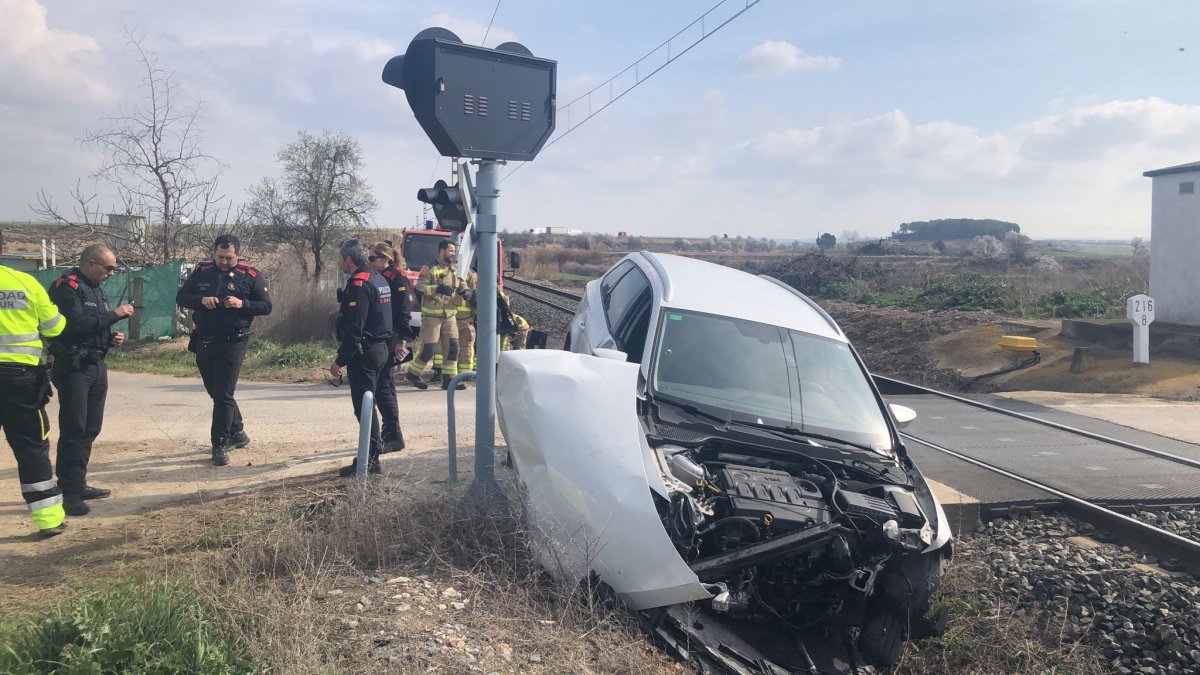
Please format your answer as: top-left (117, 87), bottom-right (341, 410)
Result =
top-left (382, 28), bottom-right (556, 161)
top-left (417, 179), bottom-right (469, 232)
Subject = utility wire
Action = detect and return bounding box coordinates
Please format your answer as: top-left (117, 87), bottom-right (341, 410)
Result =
top-left (482, 0), bottom-right (503, 46)
top-left (503, 0), bottom-right (766, 181)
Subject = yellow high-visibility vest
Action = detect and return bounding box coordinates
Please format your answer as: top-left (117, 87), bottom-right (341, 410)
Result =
top-left (0, 265), bottom-right (65, 365)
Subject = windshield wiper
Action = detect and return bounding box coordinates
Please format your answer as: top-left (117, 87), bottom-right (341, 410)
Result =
top-left (724, 419), bottom-right (877, 454)
top-left (649, 393), bottom-right (730, 427)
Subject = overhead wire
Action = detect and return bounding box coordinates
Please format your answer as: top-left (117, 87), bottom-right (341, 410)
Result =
top-left (502, 0), bottom-right (766, 182)
top-left (482, 0), bottom-right (503, 46)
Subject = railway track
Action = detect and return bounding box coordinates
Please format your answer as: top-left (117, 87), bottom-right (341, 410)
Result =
top-left (503, 276), bottom-right (582, 313)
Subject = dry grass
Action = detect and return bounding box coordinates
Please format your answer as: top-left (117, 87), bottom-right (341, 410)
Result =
top-left (199, 477), bottom-right (675, 674)
top-left (252, 257), bottom-right (340, 344)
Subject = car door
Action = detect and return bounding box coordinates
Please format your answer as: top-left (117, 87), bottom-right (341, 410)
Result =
top-left (602, 263), bottom-right (653, 361)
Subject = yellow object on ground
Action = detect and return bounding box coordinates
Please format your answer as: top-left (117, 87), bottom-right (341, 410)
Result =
top-left (999, 335), bottom-right (1038, 352)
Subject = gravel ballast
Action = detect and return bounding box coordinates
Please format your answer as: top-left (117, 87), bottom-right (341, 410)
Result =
top-left (965, 511), bottom-right (1200, 674)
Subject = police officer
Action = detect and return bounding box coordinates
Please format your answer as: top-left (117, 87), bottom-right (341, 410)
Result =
top-left (405, 240), bottom-right (462, 390)
top-left (0, 230), bottom-right (68, 537)
top-left (47, 244), bottom-right (134, 516)
top-left (329, 239), bottom-right (392, 477)
top-left (176, 235), bottom-right (272, 466)
top-left (369, 241), bottom-right (412, 452)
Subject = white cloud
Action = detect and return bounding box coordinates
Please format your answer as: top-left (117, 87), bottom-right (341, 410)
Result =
top-left (420, 13), bottom-right (519, 49)
top-left (0, 0), bottom-right (111, 103)
top-left (736, 40), bottom-right (840, 77)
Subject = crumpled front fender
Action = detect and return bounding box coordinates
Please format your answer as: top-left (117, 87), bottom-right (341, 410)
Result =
top-left (497, 350), bottom-right (711, 610)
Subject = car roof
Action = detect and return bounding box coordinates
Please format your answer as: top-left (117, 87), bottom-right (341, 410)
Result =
top-left (634, 252), bottom-right (846, 341)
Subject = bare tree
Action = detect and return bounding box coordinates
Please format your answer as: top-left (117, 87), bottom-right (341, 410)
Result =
top-left (32, 30), bottom-right (231, 265)
top-left (247, 130), bottom-right (379, 281)
top-left (1004, 231), bottom-right (1034, 264)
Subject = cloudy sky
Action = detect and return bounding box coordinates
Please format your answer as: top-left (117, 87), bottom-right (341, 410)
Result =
top-left (2, 0), bottom-right (1197, 241)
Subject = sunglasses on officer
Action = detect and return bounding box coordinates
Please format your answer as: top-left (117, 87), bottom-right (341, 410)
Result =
top-left (88, 258), bottom-right (117, 273)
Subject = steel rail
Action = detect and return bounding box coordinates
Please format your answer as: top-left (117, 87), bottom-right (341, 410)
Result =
top-left (502, 284), bottom-right (579, 315)
top-left (901, 431), bottom-right (1200, 577)
top-left (876, 375), bottom-right (1200, 472)
top-left (505, 277), bottom-right (584, 302)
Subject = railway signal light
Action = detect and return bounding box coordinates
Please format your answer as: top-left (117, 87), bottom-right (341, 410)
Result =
top-left (416, 179), bottom-right (470, 232)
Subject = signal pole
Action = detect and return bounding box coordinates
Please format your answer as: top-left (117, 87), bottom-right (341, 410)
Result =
top-left (472, 159), bottom-right (501, 492)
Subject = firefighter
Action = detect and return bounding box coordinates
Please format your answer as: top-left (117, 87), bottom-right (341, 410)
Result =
top-left (450, 267), bottom-right (478, 390)
top-left (368, 241), bottom-right (412, 452)
top-left (176, 235), bottom-right (272, 467)
top-left (46, 244), bottom-right (134, 516)
top-left (0, 230), bottom-right (68, 537)
top-left (404, 240), bottom-right (463, 390)
top-left (329, 239), bottom-right (393, 477)
top-left (502, 312), bottom-right (531, 351)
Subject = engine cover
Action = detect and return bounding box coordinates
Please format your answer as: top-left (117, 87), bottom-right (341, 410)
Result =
top-left (719, 465), bottom-right (831, 531)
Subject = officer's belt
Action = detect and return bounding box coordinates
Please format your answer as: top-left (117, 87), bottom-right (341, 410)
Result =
top-left (199, 330), bottom-right (252, 343)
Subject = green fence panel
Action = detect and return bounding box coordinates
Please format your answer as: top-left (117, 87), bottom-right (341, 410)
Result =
top-left (30, 260), bottom-right (185, 341)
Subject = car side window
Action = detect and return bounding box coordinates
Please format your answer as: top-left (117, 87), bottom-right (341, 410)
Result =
top-left (615, 290), bottom-right (653, 363)
top-left (603, 262), bottom-right (645, 331)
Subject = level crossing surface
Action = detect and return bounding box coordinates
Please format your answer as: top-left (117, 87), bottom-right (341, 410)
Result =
top-left (890, 392), bottom-right (1200, 507)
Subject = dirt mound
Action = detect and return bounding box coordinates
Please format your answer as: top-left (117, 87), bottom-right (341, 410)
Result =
top-left (821, 300), bottom-right (998, 389)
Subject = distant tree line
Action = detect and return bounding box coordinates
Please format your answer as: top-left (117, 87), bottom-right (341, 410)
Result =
top-left (891, 218), bottom-right (1020, 242)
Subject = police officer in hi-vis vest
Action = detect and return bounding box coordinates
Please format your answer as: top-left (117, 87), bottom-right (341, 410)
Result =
top-left (0, 230), bottom-right (68, 537)
top-left (329, 239), bottom-right (394, 477)
top-left (47, 243), bottom-right (134, 516)
top-left (404, 239), bottom-right (464, 391)
top-left (176, 235), bottom-right (272, 467)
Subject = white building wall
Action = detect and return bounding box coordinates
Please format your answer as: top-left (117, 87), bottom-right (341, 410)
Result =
top-left (1149, 169), bottom-right (1200, 326)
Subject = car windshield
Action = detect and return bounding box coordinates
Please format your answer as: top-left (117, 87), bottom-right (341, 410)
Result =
top-left (650, 309), bottom-right (893, 453)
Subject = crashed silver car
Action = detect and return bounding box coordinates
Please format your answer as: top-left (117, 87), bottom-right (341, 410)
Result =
top-left (497, 253), bottom-right (952, 672)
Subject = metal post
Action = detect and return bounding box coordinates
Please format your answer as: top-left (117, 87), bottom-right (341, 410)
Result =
top-left (355, 390), bottom-right (374, 500)
top-left (472, 159), bottom-right (501, 495)
top-left (446, 371), bottom-right (477, 484)
top-left (130, 278), bottom-right (144, 342)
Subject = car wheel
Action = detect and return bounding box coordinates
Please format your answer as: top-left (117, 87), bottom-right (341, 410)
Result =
top-left (858, 610), bottom-right (904, 667)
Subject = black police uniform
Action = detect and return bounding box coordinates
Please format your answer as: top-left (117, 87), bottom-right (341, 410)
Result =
top-left (335, 268), bottom-right (392, 468)
top-left (176, 261), bottom-right (271, 450)
top-left (377, 264), bottom-right (414, 450)
top-left (47, 269), bottom-right (128, 497)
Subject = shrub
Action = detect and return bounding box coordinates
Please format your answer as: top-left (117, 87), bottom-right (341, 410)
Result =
top-left (1037, 290), bottom-right (1113, 318)
top-left (0, 578), bottom-right (254, 674)
top-left (917, 274), bottom-right (1012, 311)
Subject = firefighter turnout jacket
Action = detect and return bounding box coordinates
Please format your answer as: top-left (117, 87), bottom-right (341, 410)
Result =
top-left (455, 271), bottom-right (478, 321)
top-left (416, 262), bottom-right (461, 317)
top-left (0, 265), bottom-right (66, 365)
top-left (335, 269), bottom-right (393, 367)
top-left (380, 264), bottom-right (415, 342)
top-left (176, 261), bottom-right (272, 337)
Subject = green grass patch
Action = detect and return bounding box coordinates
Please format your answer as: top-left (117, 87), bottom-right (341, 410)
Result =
top-left (109, 339), bottom-right (335, 379)
top-left (0, 578), bottom-right (256, 674)
top-left (107, 341), bottom-right (197, 376)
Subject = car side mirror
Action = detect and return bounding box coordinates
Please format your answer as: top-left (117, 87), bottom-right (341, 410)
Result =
top-left (889, 403), bottom-right (917, 429)
top-left (594, 348), bottom-right (628, 362)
